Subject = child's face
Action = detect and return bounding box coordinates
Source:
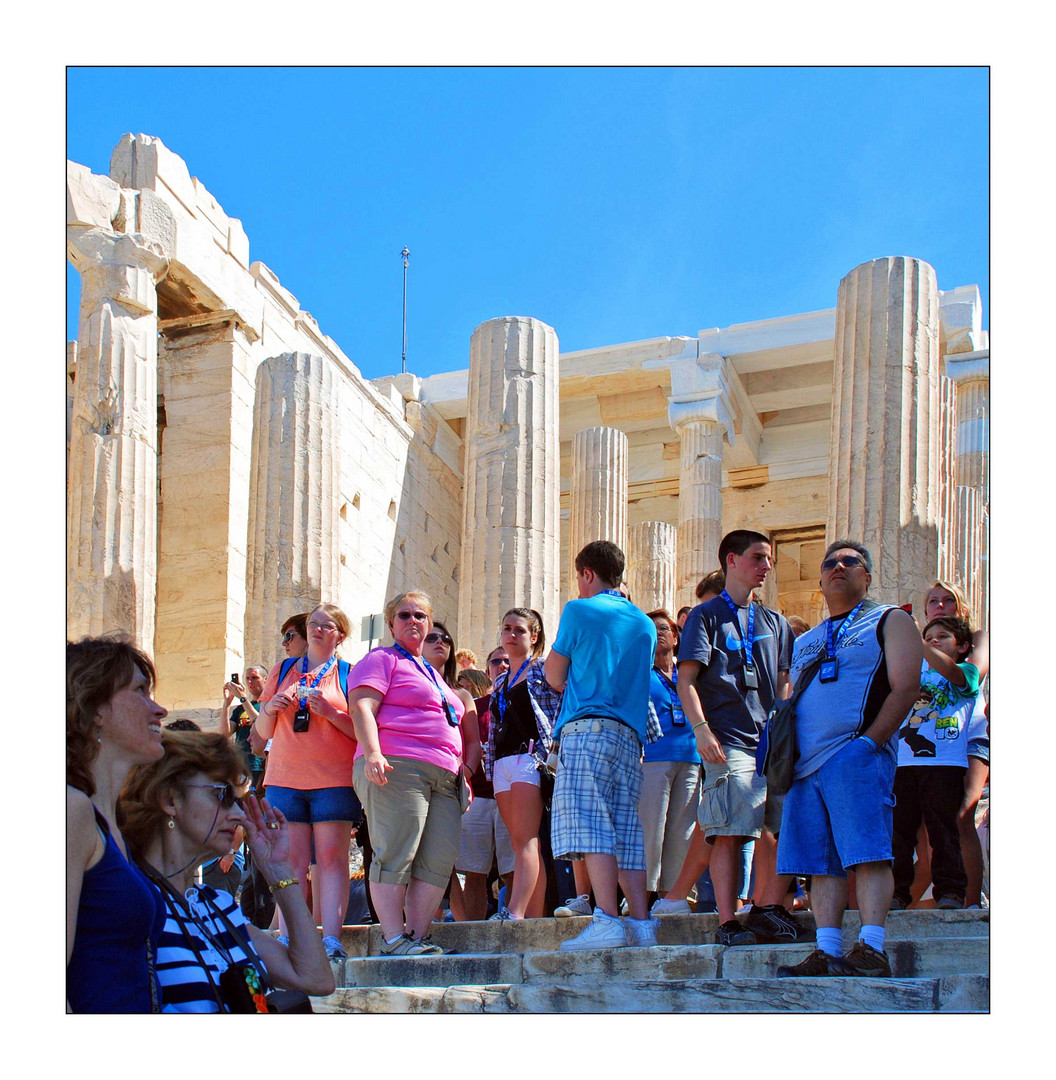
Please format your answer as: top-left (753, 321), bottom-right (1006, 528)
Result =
top-left (924, 626), bottom-right (969, 663)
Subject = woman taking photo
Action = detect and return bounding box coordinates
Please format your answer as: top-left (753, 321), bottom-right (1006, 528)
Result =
top-left (349, 591), bottom-right (466, 956)
top-left (485, 608), bottom-right (562, 921)
top-left (255, 602), bottom-right (359, 960)
top-left (121, 730), bottom-right (333, 1011)
top-left (67, 637), bottom-right (169, 1012)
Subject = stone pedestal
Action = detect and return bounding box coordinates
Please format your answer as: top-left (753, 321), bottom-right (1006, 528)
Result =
top-left (154, 311), bottom-right (259, 708)
top-left (567, 427), bottom-right (629, 595)
top-left (828, 257), bottom-right (942, 606)
top-left (244, 353), bottom-right (343, 666)
top-left (66, 229), bottom-right (168, 648)
top-left (946, 351), bottom-right (989, 628)
top-left (627, 521), bottom-right (677, 613)
top-left (458, 317), bottom-right (560, 659)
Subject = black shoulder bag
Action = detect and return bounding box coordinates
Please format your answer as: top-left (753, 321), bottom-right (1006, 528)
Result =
top-left (755, 653), bottom-right (826, 796)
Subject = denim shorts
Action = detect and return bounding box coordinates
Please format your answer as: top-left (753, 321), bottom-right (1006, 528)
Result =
top-left (264, 784), bottom-right (362, 825)
top-left (492, 753), bottom-right (542, 794)
top-left (776, 736), bottom-right (897, 878)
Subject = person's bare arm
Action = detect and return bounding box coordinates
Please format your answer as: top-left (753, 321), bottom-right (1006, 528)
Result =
top-left (921, 641), bottom-right (967, 687)
top-left (970, 629), bottom-right (989, 681)
top-left (676, 659), bottom-right (726, 764)
top-left (776, 671), bottom-right (791, 700)
top-left (67, 788), bottom-right (104, 1012)
top-left (543, 649), bottom-right (570, 693)
top-left (457, 689), bottom-right (482, 775)
top-left (348, 688), bottom-right (390, 784)
top-left (861, 609), bottom-right (926, 746)
top-left (219, 682), bottom-right (237, 736)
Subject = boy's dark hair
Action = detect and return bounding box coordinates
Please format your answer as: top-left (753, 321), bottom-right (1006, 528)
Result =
top-left (922, 616), bottom-right (973, 656)
top-left (695, 568), bottom-right (726, 600)
top-left (164, 718), bottom-right (202, 732)
top-left (574, 540), bottom-right (625, 587)
top-left (717, 530), bottom-right (770, 569)
top-left (822, 539), bottom-right (873, 574)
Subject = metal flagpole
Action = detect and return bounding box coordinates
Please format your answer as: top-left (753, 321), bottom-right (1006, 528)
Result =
top-left (401, 247), bottom-right (410, 374)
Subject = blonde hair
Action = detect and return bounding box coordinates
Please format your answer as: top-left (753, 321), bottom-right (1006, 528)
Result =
top-left (384, 591), bottom-right (433, 633)
top-left (923, 580), bottom-right (975, 630)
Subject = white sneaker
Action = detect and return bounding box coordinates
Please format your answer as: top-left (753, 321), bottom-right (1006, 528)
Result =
top-left (650, 896), bottom-right (691, 916)
top-left (559, 908), bottom-right (628, 952)
top-left (554, 894), bottom-right (592, 918)
top-left (624, 915), bottom-right (658, 946)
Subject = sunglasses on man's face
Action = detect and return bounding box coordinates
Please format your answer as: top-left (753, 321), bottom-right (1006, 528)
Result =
top-left (425, 632), bottom-right (452, 646)
top-left (185, 782), bottom-right (238, 808)
top-left (821, 555), bottom-right (866, 572)
top-left (489, 657), bottom-right (509, 668)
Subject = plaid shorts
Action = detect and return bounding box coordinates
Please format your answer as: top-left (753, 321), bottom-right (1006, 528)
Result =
top-left (550, 722), bottom-right (646, 870)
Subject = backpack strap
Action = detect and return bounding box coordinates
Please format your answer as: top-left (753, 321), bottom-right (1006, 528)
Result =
top-left (277, 656), bottom-right (298, 688)
top-left (337, 658), bottom-right (351, 706)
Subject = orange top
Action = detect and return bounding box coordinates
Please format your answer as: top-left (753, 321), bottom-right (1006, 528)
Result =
top-left (259, 659), bottom-right (357, 790)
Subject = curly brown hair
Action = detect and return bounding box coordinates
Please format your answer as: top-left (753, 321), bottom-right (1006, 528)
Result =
top-left (119, 730), bottom-right (249, 860)
top-left (67, 636), bottom-right (157, 797)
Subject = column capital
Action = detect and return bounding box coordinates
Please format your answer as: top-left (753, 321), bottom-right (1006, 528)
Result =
top-left (944, 349), bottom-right (989, 386)
top-left (667, 353), bottom-right (735, 442)
top-left (68, 226), bottom-right (170, 277)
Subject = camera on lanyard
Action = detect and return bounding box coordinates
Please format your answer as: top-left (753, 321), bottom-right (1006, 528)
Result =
top-left (294, 705), bottom-right (310, 733)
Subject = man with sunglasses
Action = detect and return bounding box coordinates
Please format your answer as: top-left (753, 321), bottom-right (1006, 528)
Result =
top-left (775, 540), bottom-right (923, 979)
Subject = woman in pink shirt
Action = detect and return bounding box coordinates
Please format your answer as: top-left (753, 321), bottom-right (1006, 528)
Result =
top-left (349, 591), bottom-right (466, 956)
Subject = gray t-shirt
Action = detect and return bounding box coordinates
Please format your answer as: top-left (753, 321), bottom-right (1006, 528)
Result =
top-left (679, 596), bottom-right (793, 752)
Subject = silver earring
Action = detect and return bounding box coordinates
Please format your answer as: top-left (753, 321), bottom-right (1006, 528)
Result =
top-left (167, 818), bottom-right (175, 830)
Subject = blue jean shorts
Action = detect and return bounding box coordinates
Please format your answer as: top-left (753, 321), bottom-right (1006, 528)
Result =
top-left (776, 736), bottom-right (897, 878)
top-left (264, 784), bottom-right (363, 825)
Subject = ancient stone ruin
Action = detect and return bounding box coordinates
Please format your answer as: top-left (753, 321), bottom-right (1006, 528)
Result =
top-left (67, 134), bottom-right (989, 723)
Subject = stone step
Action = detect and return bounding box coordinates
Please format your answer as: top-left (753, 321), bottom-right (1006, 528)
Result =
top-left (327, 934), bottom-right (987, 989)
top-left (315, 973), bottom-right (989, 1013)
top-left (332, 908), bottom-right (988, 958)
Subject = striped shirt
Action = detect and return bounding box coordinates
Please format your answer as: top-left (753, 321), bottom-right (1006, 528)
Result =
top-left (156, 884), bottom-right (268, 1013)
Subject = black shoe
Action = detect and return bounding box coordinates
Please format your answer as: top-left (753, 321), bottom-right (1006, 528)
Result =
top-left (842, 939), bottom-right (892, 977)
top-left (714, 919), bottom-right (757, 946)
top-left (743, 903), bottom-right (799, 943)
top-left (777, 948), bottom-right (854, 978)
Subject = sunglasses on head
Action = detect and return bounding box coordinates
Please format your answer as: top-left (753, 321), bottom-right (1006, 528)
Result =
top-left (396, 610), bottom-right (429, 622)
top-left (821, 555), bottom-right (866, 571)
top-left (186, 782), bottom-right (238, 808)
top-left (425, 631), bottom-right (452, 646)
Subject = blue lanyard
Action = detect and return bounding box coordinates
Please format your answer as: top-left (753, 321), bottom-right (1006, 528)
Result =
top-left (497, 659), bottom-right (531, 724)
top-left (721, 590), bottom-right (756, 668)
top-left (298, 655), bottom-right (335, 707)
top-left (600, 589), bottom-right (624, 598)
top-left (825, 601), bottom-right (866, 658)
top-left (392, 643), bottom-right (459, 727)
top-left (653, 667), bottom-right (685, 726)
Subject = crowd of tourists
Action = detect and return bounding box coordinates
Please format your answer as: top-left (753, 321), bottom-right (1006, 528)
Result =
top-left (67, 532), bottom-right (989, 1011)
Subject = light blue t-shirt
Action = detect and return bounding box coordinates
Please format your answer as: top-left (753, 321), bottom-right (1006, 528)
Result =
top-left (643, 667), bottom-right (701, 764)
top-left (551, 592), bottom-right (657, 742)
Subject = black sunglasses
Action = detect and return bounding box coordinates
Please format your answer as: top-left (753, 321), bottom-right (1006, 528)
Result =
top-left (425, 631), bottom-right (452, 646)
top-left (821, 555), bottom-right (866, 572)
top-left (186, 782), bottom-right (237, 808)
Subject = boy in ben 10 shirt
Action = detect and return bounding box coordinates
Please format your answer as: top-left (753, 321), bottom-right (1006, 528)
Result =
top-left (891, 615), bottom-right (979, 910)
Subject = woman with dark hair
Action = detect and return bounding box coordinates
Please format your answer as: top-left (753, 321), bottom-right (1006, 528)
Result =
top-left (423, 620), bottom-right (483, 785)
top-left (121, 731), bottom-right (333, 1012)
top-left (348, 591), bottom-right (467, 955)
top-left (255, 602), bottom-right (359, 960)
top-left (485, 608), bottom-right (562, 921)
top-left (66, 636), bottom-right (169, 1012)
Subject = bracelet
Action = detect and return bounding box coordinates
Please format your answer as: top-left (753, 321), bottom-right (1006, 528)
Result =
top-left (692, 720), bottom-right (709, 729)
top-left (269, 877), bottom-right (299, 895)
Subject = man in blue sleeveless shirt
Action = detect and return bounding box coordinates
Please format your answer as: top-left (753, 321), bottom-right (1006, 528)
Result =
top-left (775, 540), bottom-right (922, 979)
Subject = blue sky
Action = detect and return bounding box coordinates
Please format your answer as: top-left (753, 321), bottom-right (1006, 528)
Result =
top-left (67, 66), bottom-right (989, 381)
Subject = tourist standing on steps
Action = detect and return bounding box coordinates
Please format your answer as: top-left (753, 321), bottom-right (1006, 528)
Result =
top-left (545, 540), bottom-right (660, 952)
top-left (256, 603), bottom-right (360, 962)
top-left (485, 608), bottom-right (562, 922)
top-left (676, 530), bottom-right (796, 948)
top-left (67, 637), bottom-right (168, 1012)
top-left (348, 590), bottom-right (466, 956)
top-left (776, 540), bottom-right (922, 979)
top-left (221, 665), bottom-right (267, 792)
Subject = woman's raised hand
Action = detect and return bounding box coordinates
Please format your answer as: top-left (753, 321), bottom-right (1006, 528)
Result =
top-left (241, 794), bottom-right (291, 871)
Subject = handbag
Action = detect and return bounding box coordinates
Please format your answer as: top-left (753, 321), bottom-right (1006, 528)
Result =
top-left (756, 654), bottom-right (825, 796)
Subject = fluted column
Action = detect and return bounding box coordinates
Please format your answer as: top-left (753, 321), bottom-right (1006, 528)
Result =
top-left (946, 351), bottom-right (989, 629)
top-left (458, 317), bottom-right (561, 660)
top-left (66, 229), bottom-right (169, 648)
top-left (936, 373), bottom-right (956, 582)
top-left (244, 353), bottom-right (342, 666)
top-left (627, 521), bottom-right (677, 613)
top-left (828, 256), bottom-right (942, 605)
top-left (567, 427), bottom-right (629, 596)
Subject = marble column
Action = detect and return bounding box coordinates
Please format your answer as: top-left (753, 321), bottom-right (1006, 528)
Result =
top-left (244, 352), bottom-right (343, 667)
top-left (154, 311), bottom-right (259, 709)
top-left (458, 317), bottom-right (560, 660)
top-left (936, 373), bottom-right (957, 583)
top-left (627, 521), bottom-right (677, 613)
top-left (567, 427), bottom-right (629, 596)
top-left (66, 229), bottom-right (169, 648)
top-left (828, 256), bottom-right (942, 606)
top-left (946, 351), bottom-right (989, 629)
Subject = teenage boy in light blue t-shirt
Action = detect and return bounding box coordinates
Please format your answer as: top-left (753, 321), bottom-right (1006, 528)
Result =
top-left (545, 540), bottom-right (658, 952)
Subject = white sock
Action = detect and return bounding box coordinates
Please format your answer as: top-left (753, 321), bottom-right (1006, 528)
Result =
top-left (816, 926), bottom-right (844, 957)
top-left (385, 933), bottom-right (405, 945)
top-left (859, 924), bottom-right (886, 952)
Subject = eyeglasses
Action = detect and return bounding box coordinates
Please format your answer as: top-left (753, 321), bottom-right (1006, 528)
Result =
top-left (821, 555), bottom-right (866, 572)
top-left (425, 632), bottom-right (452, 646)
top-left (186, 783), bottom-right (238, 809)
top-left (396, 611), bottom-right (429, 622)
top-left (308, 621), bottom-right (339, 633)
top-left (282, 631), bottom-right (297, 644)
